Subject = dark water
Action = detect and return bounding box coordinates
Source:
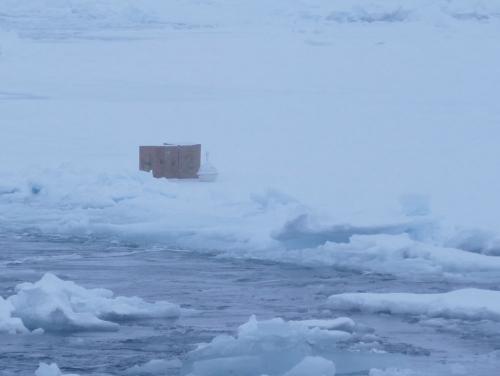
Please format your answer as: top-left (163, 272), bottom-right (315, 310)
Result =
top-left (0, 232), bottom-right (499, 375)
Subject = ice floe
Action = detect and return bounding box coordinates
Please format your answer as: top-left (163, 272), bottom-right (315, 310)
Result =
top-left (182, 315), bottom-right (353, 376)
top-left (0, 273), bottom-right (180, 333)
top-left (106, 316), bottom-right (375, 376)
top-left (369, 369), bottom-right (421, 376)
top-left (272, 213), bottom-right (432, 249)
top-left (0, 296), bottom-right (28, 334)
top-left (328, 288), bottom-right (500, 321)
top-left (125, 359), bottom-right (182, 375)
top-left (245, 233), bottom-right (500, 280)
top-left (291, 317), bottom-right (356, 333)
top-left (35, 363), bottom-right (79, 376)
top-left (281, 356), bottom-right (336, 376)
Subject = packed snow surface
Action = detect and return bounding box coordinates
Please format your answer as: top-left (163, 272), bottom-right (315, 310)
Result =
top-left (328, 288), bottom-right (500, 321)
top-left (1, 273), bottom-right (180, 333)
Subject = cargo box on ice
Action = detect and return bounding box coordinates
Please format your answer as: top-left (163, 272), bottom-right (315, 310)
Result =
top-left (139, 143), bottom-right (201, 179)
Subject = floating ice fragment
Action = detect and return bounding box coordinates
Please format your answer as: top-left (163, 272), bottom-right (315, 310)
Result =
top-left (283, 356), bottom-right (336, 376)
top-left (125, 359), bottom-right (182, 375)
top-left (0, 296), bottom-right (28, 334)
top-left (291, 317), bottom-right (356, 333)
top-left (184, 315), bottom-right (349, 376)
top-left (6, 273), bottom-right (180, 333)
top-left (35, 363), bottom-right (79, 376)
top-left (329, 289), bottom-right (500, 321)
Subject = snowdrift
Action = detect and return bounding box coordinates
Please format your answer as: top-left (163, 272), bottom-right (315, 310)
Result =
top-left (328, 288), bottom-right (500, 321)
top-left (0, 273), bottom-right (180, 333)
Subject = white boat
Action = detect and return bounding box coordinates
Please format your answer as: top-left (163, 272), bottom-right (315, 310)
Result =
top-left (197, 152), bottom-right (218, 182)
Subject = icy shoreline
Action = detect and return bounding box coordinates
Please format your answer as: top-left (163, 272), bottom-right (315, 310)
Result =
top-left (2, 167), bottom-right (500, 283)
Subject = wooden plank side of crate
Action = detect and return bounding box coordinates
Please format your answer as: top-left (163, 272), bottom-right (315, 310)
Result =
top-left (140, 144), bottom-right (201, 179)
top-left (178, 144), bottom-right (201, 178)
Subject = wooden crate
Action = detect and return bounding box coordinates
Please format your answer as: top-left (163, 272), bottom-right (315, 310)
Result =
top-left (139, 144), bottom-right (201, 179)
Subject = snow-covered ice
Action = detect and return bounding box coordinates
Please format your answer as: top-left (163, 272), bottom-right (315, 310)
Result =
top-left (292, 317), bottom-right (356, 333)
top-left (1, 273), bottom-right (180, 333)
top-left (0, 296), bottom-right (28, 334)
top-left (1, 0), bottom-right (500, 375)
top-left (183, 315), bottom-right (347, 376)
top-left (2, 0), bottom-right (500, 35)
top-left (2, 0), bottom-right (500, 268)
top-left (328, 288), bottom-right (500, 321)
top-left (281, 356), bottom-right (336, 376)
top-left (369, 369), bottom-right (421, 376)
top-left (35, 363), bottom-right (79, 376)
top-left (3, 168), bottom-right (500, 283)
top-left (125, 359), bottom-right (182, 376)
top-left (250, 233), bottom-right (500, 279)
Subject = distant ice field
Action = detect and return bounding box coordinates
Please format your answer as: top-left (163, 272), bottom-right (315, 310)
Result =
top-left (2, 0), bottom-right (500, 34)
